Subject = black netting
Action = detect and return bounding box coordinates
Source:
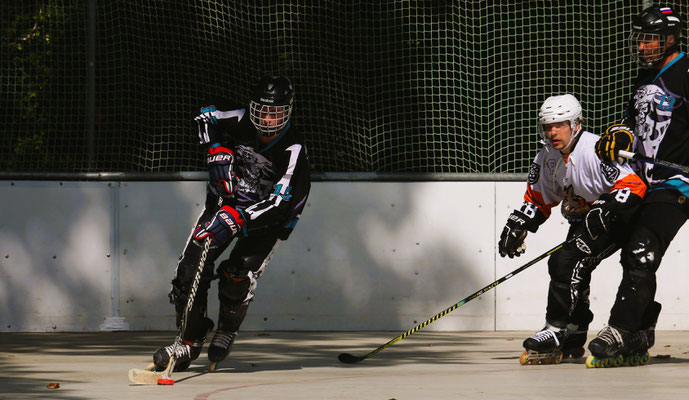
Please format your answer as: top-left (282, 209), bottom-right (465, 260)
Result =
top-left (2, 1), bottom-right (687, 174)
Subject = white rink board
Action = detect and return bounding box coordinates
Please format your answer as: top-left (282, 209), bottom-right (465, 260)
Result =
top-left (1, 180), bottom-right (688, 332)
top-left (0, 181), bottom-right (112, 332)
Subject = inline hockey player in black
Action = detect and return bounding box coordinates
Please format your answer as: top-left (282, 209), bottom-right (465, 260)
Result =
top-left (152, 75), bottom-right (311, 372)
top-left (589, 5), bottom-right (689, 368)
top-left (499, 95), bottom-right (646, 365)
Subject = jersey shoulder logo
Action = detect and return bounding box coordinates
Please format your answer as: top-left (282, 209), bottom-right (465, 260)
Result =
top-left (528, 163), bottom-right (540, 184)
top-left (599, 161), bottom-right (620, 183)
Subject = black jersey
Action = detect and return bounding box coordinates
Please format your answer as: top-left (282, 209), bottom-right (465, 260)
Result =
top-left (197, 106), bottom-right (311, 240)
top-left (623, 52), bottom-right (689, 189)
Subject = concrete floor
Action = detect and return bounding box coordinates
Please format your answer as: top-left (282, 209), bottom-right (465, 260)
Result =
top-left (2, 330), bottom-right (689, 400)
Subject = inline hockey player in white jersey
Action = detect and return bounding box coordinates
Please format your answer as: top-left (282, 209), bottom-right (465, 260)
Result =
top-left (152, 75), bottom-right (311, 372)
top-left (498, 94), bottom-right (646, 365)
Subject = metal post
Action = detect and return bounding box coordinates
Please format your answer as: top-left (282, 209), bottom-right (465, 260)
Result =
top-left (87, 0), bottom-right (96, 169)
top-left (100, 182), bottom-right (130, 331)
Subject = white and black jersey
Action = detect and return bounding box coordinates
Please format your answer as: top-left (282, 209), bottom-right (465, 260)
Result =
top-left (197, 106), bottom-right (311, 240)
top-left (623, 52), bottom-right (689, 193)
top-left (525, 131), bottom-right (646, 222)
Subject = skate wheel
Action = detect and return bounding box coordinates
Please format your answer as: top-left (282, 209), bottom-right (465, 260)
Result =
top-left (585, 355), bottom-right (597, 368)
top-left (209, 361), bottom-right (218, 372)
top-left (519, 351), bottom-right (529, 366)
top-left (145, 362), bottom-right (155, 371)
top-left (639, 352), bottom-right (650, 365)
top-left (628, 355), bottom-right (639, 366)
top-left (553, 351), bottom-right (563, 365)
top-left (612, 355), bottom-right (624, 367)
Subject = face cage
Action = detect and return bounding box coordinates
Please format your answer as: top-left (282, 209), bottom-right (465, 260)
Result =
top-left (249, 101), bottom-right (292, 137)
top-left (629, 31), bottom-right (668, 69)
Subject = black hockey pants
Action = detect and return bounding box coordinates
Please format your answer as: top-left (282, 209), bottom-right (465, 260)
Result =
top-left (169, 185), bottom-right (279, 341)
top-left (608, 189), bottom-right (689, 331)
top-left (545, 224), bottom-right (625, 330)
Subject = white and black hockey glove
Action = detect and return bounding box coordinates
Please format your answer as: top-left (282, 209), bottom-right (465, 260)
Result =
top-left (499, 204), bottom-right (546, 259)
top-left (195, 105), bottom-right (219, 144)
top-left (207, 145), bottom-right (237, 199)
top-left (193, 205), bottom-right (246, 248)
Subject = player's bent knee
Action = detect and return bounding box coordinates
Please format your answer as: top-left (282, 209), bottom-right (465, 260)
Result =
top-left (218, 270), bottom-right (255, 305)
top-left (621, 236), bottom-right (661, 278)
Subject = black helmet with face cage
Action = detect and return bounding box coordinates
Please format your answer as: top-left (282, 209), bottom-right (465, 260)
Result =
top-left (629, 6), bottom-right (684, 69)
top-left (249, 75), bottom-right (294, 137)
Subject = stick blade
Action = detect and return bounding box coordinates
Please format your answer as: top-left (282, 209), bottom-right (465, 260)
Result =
top-left (128, 367), bottom-right (165, 385)
top-left (338, 353), bottom-right (365, 364)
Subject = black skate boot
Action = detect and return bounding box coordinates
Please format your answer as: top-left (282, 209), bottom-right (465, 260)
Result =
top-left (208, 329), bottom-right (237, 371)
top-left (152, 317), bottom-right (214, 372)
top-left (617, 301), bottom-right (662, 367)
top-left (208, 303), bottom-right (248, 371)
top-left (520, 324), bottom-right (586, 365)
top-left (586, 325), bottom-right (628, 368)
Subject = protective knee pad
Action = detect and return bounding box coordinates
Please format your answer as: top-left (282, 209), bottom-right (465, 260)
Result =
top-left (217, 257), bottom-right (262, 305)
top-left (218, 272), bottom-right (253, 305)
top-left (168, 270), bottom-right (213, 311)
top-left (622, 231), bottom-right (662, 279)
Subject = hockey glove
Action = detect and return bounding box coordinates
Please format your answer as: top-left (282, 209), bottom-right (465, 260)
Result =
top-left (195, 105), bottom-right (219, 144)
top-left (595, 124), bottom-right (634, 164)
top-left (193, 206), bottom-right (245, 247)
top-left (584, 197), bottom-right (614, 240)
top-left (499, 204), bottom-right (547, 258)
top-left (499, 218), bottom-right (527, 258)
top-left (207, 145), bottom-right (237, 198)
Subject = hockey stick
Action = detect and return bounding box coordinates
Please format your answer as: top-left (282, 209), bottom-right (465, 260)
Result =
top-left (619, 150), bottom-right (689, 174)
top-left (128, 236), bottom-right (212, 385)
top-left (337, 234), bottom-right (581, 364)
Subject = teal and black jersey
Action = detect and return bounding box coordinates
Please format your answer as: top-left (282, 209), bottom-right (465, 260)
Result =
top-left (196, 105), bottom-right (311, 240)
top-left (623, 52), bottom-right (689, 191)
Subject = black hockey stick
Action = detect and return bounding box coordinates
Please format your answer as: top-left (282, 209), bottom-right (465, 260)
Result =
top-left (128, 236), bottom-right (212, 385)
top-left (619, 150), bottom-right (689, 174)
top-left (337, 235), bottom-right (581, 364)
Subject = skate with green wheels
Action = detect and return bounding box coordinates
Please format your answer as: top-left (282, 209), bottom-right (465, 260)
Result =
top-left (585, 351), bottom-right (650, 368)
top-left (586, 302), bottom-right (660, 369)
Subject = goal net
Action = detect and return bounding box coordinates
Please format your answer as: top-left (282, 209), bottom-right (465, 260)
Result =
top-left (1, 1), bottom-right (685, 175)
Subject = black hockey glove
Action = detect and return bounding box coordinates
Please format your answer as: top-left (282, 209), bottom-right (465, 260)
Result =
top-left (207, 145), bottom-right (237, 198)
top-left (595, 124), bottom-right (634, 164)
top-left (193, 205), bottom-right (245, 247)
top-left (499, 214), bottom-right (528, 258)
top-left (584, 195), bottom-right (616, 240)
top-left (499, 204), bottom-right (546, 258)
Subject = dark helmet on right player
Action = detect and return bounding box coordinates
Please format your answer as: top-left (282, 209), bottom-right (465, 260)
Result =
top-left (629, 6), bottom-right (684, 69)
top-left (249, 75), bottom-right (294, 137)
